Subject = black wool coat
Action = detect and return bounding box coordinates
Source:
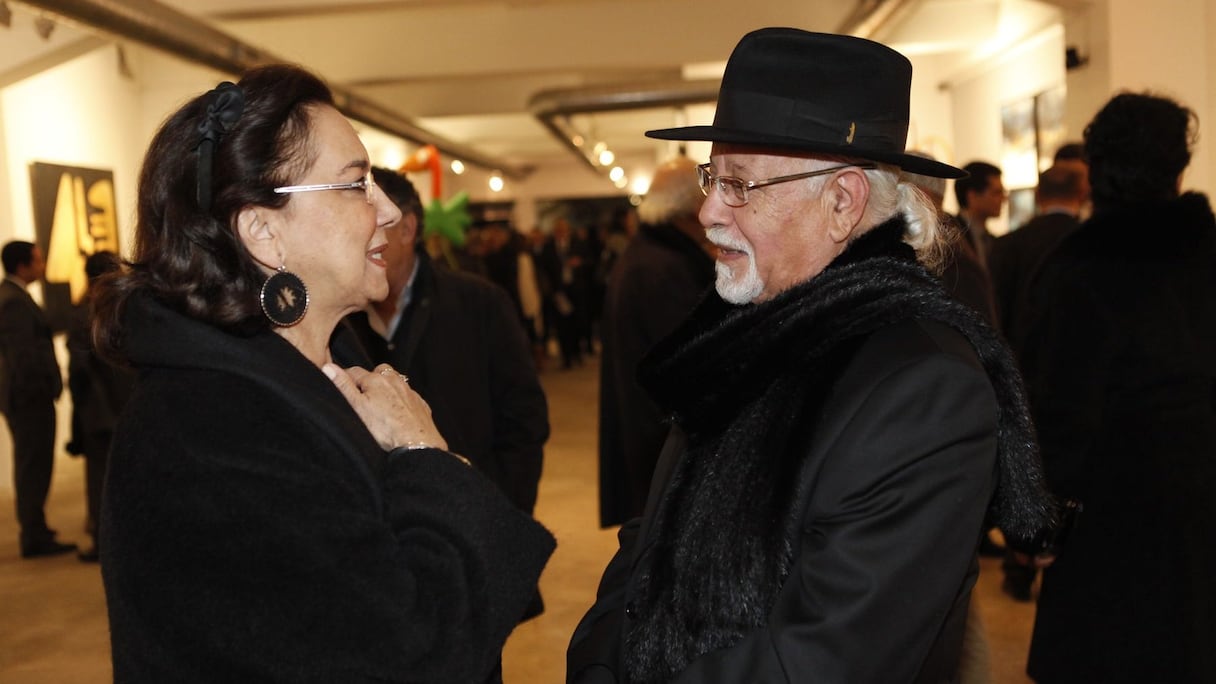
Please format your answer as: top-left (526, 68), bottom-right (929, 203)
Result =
top-left (102, 294), bottom-right (554, 683)
top-left (598, 223), bottom-right (714, 527)
top-left (569, 219), bottom-right (1051, 684)
top-left (0, 278), bottom-right (62, 413)
top-left (1024, 193), bottom-right (1216, 683)
top-left (342, 251), bottom-right (549, 516)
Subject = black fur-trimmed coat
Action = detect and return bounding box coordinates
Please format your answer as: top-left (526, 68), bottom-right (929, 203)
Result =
top-left (1025, 192), bottom-right (1216, 683)
top-left (569, 218), bottom-right (1052, 683)
top-left (102, 294), bottom-right (554, 683)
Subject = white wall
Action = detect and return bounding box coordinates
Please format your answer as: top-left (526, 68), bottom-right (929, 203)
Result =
top-left (1, 46), bottom-right (145, 251)
top-left (1106, 0), bottom-right (1214, 194)
top-left (944, 25), bottom-right (1067, 231)
top-left (0, 45), bottom-right (147, 494)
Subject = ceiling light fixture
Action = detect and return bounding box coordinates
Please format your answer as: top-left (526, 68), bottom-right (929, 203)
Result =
top-left (488, 174), bottom-right (504, 192)
top-left (450, 160), bottom-right (465, 175)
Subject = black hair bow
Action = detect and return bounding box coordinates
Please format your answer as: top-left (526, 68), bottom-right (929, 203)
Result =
top-left (195, 81), bottom-right (245, 210)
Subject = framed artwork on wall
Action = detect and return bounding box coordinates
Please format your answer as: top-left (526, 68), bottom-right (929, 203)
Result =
top-left (1035, 85), bottom-right (1068, 171)
top-left (28, 162), bottom-right (119, 330)
top-left (1000, 84), bottom-right (1069, 232)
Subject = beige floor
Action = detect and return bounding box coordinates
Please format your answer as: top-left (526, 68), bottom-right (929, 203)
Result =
top-left (0, 357), bottom-right (1038, 683)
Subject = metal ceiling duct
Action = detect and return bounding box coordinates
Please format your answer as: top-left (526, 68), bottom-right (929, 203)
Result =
top-left (11, 0), bottom-right (531, 178)
top-left (526, 0), bottom-right (915, 173)
top-left (836, 0), bottom-right (917, 39)
top-left (528, 79), bottom-right (719, 173)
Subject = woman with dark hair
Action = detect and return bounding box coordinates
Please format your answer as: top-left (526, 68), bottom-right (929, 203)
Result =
top-left (1023, 92), bottom-right (1216, 682)
top-left (93, 64), bottom-right (553, 683)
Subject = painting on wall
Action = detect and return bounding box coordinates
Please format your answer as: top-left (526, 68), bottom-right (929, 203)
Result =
top-left (28, 162), bottom-right (119, 330)
top-left (1008, 187), bottom-right (1037, 232)
top-left (1000, 84), bottom-right (1069, 232)
top-left (1035, 85), bottom-right (1068, 170)
top-left (1000, 97), bottom-right (1039, 191)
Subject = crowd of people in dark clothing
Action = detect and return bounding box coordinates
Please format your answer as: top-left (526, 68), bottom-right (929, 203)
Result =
top-left (1, 44), bottom-right (1212, 683)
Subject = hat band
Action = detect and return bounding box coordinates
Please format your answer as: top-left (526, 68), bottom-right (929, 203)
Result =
top-left (714, 89), bottom-right (909, 153)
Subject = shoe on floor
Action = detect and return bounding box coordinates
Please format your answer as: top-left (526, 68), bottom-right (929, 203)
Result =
top-left (21, 539), bottom-right (77, 559)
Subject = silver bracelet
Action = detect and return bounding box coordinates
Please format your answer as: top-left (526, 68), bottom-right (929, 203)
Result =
top-left (397, 442), bottom-right (435, 451)
top-left (394, 444), bottom-right (471, 467)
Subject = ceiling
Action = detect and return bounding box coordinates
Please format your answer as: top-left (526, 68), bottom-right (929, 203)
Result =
top-left (2, 0), bottom-right (1080, 182)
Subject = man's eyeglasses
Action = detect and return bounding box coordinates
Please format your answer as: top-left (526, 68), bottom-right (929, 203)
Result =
top-left (273, 171), bottom-right (376, 205)
top-left (696, 162), bottom-right (876, 207)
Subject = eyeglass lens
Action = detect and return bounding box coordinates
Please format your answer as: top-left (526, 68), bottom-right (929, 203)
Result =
top-left (696, 165), bottom-right (747, 206)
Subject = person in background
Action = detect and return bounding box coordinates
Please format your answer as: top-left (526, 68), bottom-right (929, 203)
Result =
top-left (538, 218), bottom-right (593, 369)
top-left (568, 28), bottom-right (1052, 683)
top-left (904, 153), bottom-right (998, 325)
top-left (479, 220), bottom-right (544, 358)
top-left (953, 160), bottom-right (1006, 264)
top-left (340, 167), bottom-right (550, 620)
top-left (0, 240), bottom-right (74, 559)
top-left (1023, 92), bottom-right (1216, 683)
top-left (989, 163), bottom-right (1088, 363)
top-left (93, 65), bottom-right (553, 682)
top-left (987, 163), bottom-right (1087, 601)
top-left (1050, 142), bottom-right (1090, 215)
top-left (597, 156), bottom-right (715, 528)
top-left (66, 250), bottom-right (133, 563)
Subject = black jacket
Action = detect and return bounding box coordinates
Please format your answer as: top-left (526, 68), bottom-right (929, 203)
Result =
top-left (0, 278), bottom-right (62, 414)
top-left (569, 219), bottom-right (1051, 683)
top-left (343, 252), bottom-right (549, 515)
top-left (598, 223), bottom-right (714, 527)
top-left (987, 210), bottom-right (1080, 359)
top-left (1024, 193), bottom-right (1216, 683)
top-left (102, 294), bottom-right (553, 683)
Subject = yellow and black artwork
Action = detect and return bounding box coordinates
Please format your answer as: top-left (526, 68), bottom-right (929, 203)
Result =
top-left (28, 161), bottom-right (119, 330)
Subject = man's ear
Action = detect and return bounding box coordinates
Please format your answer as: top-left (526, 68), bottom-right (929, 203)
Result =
top-left (825, 167), bottom-right (870, 243)
top-left (236, 206), bottom-right (280, 270)
top-left (400, 213), bottom-right (420, 246)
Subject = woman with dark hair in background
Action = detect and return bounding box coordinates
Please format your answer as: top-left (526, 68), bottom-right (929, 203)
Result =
top-left (92, 64), bottom-right (553, 683)
top-left (1023, 92), bottom-right (1216, 683)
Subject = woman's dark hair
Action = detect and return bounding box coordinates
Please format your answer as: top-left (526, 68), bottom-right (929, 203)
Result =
top-left (1084, 92), bottom-right (1197, 207)
top-left (93, 64), bottom-right (334, 363)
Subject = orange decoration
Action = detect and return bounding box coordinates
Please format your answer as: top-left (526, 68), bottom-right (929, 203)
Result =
top-left (398, 144), bottom-right (442, 199)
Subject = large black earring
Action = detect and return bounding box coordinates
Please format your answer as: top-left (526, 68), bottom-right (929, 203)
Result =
top-left (260, 266), bottom-right (309, 327)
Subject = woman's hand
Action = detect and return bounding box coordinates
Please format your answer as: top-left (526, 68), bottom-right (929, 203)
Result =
top-left (323, 363), bottom-right (448, 452)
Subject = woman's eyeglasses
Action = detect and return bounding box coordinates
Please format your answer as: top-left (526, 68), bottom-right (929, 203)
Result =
top-left (273, 171), bottom-right (376, 205)
top-left (696, 162), bottom-right (875, 207)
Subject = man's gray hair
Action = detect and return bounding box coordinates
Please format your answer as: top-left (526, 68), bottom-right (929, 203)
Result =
top-left (638, 157), bottom-right (703, 225)
top-left (865, 164), bottom-right (948, 273)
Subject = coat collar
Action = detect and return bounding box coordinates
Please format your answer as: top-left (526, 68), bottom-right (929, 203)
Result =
top-left (1071, 192), bottom-right (1216, 259)
top-left (639, 218), bottom-right (916, 435)
top-left (122, 294), bottom-right (386, 509)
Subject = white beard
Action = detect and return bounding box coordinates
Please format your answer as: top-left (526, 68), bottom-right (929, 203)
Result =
top-left (707, 226), bottom-right (764, 304)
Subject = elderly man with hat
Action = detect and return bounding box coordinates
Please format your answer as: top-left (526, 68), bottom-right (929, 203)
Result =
top-left (567, 28), bottom-right (1053, 683)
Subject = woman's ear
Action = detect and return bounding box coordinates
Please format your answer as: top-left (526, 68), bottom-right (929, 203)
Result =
top-left (825, 168), bottom-right (870, 243)
top-left (236, 206), bottom-right (280, 270)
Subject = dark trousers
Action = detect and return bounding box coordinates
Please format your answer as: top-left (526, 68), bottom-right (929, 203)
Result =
top-left (6, 398), bottom-right (58, 547)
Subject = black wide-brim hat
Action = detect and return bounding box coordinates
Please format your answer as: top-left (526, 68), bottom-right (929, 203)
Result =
top-left (647, 27), bottom-right (966, 179)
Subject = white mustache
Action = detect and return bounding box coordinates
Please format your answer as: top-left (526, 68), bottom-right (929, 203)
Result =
top-left (705, 226), bottom-right (752, 256)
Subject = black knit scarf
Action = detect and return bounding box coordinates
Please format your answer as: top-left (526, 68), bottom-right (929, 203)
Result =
top-left (623, 218), bottom-right (1055, 683)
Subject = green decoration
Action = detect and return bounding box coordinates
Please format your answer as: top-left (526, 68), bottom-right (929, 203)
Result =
top-left (423, 191), bottom-right (471, 249)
